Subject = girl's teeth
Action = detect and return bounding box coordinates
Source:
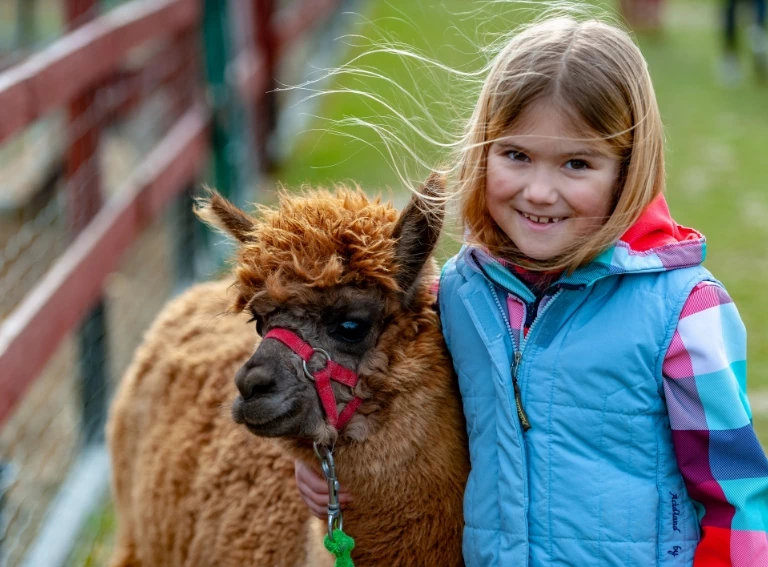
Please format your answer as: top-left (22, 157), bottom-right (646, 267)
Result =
top-left (522, 212), bottom-right (563, 224)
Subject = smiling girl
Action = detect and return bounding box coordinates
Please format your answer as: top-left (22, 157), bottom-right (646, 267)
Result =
top-left (296, 12), bottom-right (768, 566)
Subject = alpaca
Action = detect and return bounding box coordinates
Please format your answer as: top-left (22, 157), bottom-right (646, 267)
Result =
top-left (106, 175), bottom-right (469, 567)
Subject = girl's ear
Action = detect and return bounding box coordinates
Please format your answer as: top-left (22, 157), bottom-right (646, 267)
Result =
top-left (392, 172), bottom-right (445, 306)
top-left (194, 189), bottom-right (257, 244)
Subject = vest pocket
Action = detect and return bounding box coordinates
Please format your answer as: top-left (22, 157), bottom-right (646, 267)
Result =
top-left (657, 475), bottom-right (698, 565)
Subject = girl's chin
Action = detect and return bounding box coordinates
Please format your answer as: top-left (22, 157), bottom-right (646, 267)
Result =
top-left (514, 240), bottom-right (568, 262)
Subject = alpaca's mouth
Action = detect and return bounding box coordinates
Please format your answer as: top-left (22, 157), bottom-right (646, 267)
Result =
top-left (232, 398), bottom-right (305, 437)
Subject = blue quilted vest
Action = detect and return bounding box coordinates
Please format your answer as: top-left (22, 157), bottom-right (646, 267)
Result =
top-left (439, 244), bottom-right (716, 567)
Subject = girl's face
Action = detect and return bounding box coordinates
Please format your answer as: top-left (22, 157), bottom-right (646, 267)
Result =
top-left (485, 101), bottom-right (621, 261)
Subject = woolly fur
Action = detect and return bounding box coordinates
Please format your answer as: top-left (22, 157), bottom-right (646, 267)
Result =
top-left (232, 189), bottom-right (401, 312)
top-left (107, 187), bottom-right (468, 567)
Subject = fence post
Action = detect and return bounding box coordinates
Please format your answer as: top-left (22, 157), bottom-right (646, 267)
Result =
top-left (15, 0), bottom-right (36, 49)
top-left (65, 0), bottom-right (109, 445)
top-left (252, 0), bottom-right (277, 172)
top-left (202, 0), bottom-right (239, 202)
top-left (200, 0), bottom-right (252, 270)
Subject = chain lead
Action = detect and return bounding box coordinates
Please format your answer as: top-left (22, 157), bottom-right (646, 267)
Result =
top-left (314, 442), bottom-right (343, 540)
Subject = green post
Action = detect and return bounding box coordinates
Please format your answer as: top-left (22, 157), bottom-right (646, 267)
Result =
top-left (15, 0), bottom-right (36, 49)
top-left (201, 0), bottom-right (248, 205)
top-left (200, 0), bottom-right (253, 269)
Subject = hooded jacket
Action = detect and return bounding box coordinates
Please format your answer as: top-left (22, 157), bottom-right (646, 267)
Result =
top-left (439, 195), bottom-right (768, 566)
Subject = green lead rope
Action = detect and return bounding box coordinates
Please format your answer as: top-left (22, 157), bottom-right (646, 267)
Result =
top-left (323, 529), bottom-right (355, 567)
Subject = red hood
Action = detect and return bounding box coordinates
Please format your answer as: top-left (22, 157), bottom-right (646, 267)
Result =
top-left (619, 194), bottom-right (704, 253)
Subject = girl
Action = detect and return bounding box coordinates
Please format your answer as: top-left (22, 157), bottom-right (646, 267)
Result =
top-left (295, 13), bottom-right (768, 566)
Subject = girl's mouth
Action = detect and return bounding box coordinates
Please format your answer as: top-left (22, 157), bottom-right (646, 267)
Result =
top-left (518, 210), bottom-right (567, 227)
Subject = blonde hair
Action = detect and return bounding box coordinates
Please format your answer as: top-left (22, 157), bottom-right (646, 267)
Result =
top-left (458, 15), bottom-right (664, 272)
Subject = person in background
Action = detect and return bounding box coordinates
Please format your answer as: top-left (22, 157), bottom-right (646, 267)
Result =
top-left (721, 0), bottom-right (768, 84)
top-left (620, 0), bottom-right (665, 32)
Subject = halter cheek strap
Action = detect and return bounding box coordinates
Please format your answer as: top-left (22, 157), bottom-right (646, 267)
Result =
top-left (264, 328), bottom-right (363, 430)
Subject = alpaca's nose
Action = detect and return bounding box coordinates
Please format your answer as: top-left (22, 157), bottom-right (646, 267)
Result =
top-left (234, 362), bottom-right (276, 401)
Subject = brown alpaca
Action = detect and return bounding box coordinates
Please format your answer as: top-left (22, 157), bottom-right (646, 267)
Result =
top-left (106, 175), bottom-right (469, 567)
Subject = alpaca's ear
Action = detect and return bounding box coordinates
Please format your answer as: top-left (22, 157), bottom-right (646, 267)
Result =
top-left (195, 189), bottom-right (256, 244)
top-left (392, 172), bottom-right (445, 305)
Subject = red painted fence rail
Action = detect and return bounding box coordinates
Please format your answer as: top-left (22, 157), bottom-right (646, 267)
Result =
top-left (0, 106), bottom-right (209, 427)
top-left (0, 0), bottom-right (343, 428)
top-left (0, 0), bottom-right (200, 145)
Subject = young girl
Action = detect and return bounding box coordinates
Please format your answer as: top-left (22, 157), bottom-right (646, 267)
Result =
top-left (295, 14), bottom-right (768, 566)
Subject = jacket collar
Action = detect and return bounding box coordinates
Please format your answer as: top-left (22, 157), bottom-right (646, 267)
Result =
top-left (464, 194), bottom-right (706, 296)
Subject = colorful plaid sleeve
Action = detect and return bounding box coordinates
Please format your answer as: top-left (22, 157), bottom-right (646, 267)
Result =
top-left (663, 282), bottom-right (768, 566)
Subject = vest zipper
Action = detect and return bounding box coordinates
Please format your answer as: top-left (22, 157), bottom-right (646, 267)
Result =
top-left (488, 283), bottom-right (566, 432)
top-left (486, 282), bottom-right (556, 432)
top-left (480, 262), bottom-right (586, 432)
top-left (514, 288), bottom-right (563, 429)
top-left (511, 351), bottom-right (531, 431)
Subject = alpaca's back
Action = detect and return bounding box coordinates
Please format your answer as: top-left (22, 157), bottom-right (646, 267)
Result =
top-left (107, 281), bottom-right (317, 567)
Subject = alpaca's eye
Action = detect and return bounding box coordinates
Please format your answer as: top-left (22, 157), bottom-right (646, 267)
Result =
top-left (247, 312), bottom-right (264, 336)
top-left (331, 320), bottom-right (370, 343)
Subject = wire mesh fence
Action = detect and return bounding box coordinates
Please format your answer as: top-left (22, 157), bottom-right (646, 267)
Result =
top-left (0, 2), bottom-right (210, 565)
top-left (0, 0), bottom-right (350, 564)
top-left (0, 36), bottom-right (201, 567)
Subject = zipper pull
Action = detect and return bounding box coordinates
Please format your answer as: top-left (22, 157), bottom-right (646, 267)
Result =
top-left (511, 352), bottom-right (531, 432)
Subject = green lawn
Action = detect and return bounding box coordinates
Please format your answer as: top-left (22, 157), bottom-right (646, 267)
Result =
top-left (66, 503), bottom-right (115, 567)
top-left (274, 0), bottom-right (768, 444)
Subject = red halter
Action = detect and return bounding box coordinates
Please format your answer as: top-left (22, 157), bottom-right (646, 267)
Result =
top-left (264, 328), bottom-right (363, 430)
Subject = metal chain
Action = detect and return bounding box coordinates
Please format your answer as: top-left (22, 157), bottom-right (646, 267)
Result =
top-left (313, 442), bottom-right (343, 540)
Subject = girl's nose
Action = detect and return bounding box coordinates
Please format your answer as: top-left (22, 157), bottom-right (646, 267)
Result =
top-left (523, 168), bottom-right (558, 205)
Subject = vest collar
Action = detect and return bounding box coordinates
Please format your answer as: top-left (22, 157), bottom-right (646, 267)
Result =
top-left (463, 194), bottom-right (706, 295)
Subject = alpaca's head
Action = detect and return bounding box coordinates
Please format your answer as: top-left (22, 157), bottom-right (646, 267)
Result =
top-left (196, 175), bottom-right (445, 445)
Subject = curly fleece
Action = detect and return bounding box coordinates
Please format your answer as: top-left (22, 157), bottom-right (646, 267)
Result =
top-left (228, 189), bottom-right (400, 311)
top-left (107, 187), bottom-right (469, 567)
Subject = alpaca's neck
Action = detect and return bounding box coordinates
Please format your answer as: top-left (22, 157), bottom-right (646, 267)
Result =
top-left (286, 318), bottom-right (468, 565)
top-left (313, 337), bottom-right (467, 564)
top-left (334, 387), bottom-right (467, 566)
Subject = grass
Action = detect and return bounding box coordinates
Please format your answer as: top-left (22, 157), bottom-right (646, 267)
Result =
top-left (638, 3), bottom-right (768, 442)
top-left (66, 502), bottom-right (116, 567)
top-left (273, 0), bottom-right (768, 444)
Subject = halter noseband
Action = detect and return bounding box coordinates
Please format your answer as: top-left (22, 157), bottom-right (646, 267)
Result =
top-left (264, 328), bottom-right (363, 430)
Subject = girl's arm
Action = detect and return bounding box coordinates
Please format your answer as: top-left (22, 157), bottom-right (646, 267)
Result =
top-left (663, 282), bottom-right (768, 566)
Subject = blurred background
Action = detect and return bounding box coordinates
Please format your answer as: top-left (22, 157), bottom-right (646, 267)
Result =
top-left (0, 0), bottom-right (765, 565)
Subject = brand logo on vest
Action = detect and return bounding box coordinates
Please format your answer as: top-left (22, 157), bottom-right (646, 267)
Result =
top-left (670, 491), bottom-right (681, 532)
top-left (668, 546), bottom-right (682, 557)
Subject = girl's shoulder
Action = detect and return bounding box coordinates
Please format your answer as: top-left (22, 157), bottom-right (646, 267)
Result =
top-left (438, 250), bottom-right (463, 282)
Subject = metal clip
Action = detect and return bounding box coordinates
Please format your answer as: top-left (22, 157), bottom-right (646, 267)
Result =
top-left (314, 442), bottom-right (343, 540)
top-left (302, 348), bottom-right (331, 382)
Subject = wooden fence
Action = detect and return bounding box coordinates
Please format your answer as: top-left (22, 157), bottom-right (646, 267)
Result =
top-left (0, 0), bottom-right (344, 563)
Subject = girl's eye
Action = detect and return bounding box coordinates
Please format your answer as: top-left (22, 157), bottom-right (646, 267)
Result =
top-left (330, 320), bottom-right (371, 343)
top-left (566, 159), bottom-right (589, 170)
top-left (507, 150), bottom-right (530, 163)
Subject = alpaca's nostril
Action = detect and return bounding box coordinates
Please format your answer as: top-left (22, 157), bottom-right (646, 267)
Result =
top-left (235, 368), bottom-right (277, 401)
top-left (235, 378), bottom-right (254, 401)
top-left (234, 366), bottom-right (249, 399)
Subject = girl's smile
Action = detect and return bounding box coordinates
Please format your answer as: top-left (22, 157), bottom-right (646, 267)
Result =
top-left (485, 101), bottom-right (621, 261)
top-left (517, 210), bottom-right (566, 231)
